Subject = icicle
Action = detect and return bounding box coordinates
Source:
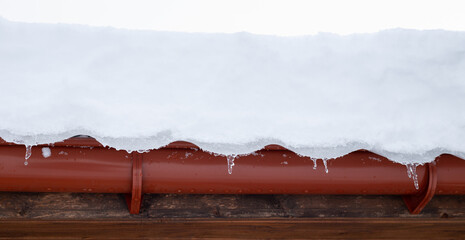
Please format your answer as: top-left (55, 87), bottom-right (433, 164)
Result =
top-left (322, 158), bottom-right (329, 173)
top-left (227, 155), bottom-right (236, 174)
top-left (405, 163), bottom-right (419, 190)
top-left (406, 165), bottom-right (412, 178)
top-left (311, 157), bottom-right (317, 170)
top-left (24, 145), bottom-right (32, 166)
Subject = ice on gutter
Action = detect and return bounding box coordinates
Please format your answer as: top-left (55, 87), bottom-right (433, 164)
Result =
top-left (0, 18), bottom-right (464, 165)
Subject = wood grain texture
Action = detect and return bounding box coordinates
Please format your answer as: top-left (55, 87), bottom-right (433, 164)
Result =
top-left (0, 193), bottom-right (464, 239)
top-left (1, 192), bottom-right (464, 219)
top-left (1, 218), bottom-right (465, 239)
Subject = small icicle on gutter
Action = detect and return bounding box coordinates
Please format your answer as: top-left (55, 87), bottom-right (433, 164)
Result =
top-left (405, 163), bottom-right (420, 190)
top-left (227, 155), bottom-right (236, 174)
top-left (311, 157), bottom-right (318, 170)
top-left (322, 158), bottom-right (329, 173)
top-left (24, 145), bottom-right (32, 166)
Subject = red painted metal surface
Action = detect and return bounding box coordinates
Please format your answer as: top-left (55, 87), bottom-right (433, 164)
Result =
top-left (0, 144), bottom-right (131, 193)
top-left (141, 148), bottom-right (425, 195)
top-left (0, 137), bottom-right (464, 214)
top-left (435, 154), bottom-right (465, 194)
top-left (403, 163), bottom-right (437, 214)
top-left (126, 152), bottom-right (143, 214)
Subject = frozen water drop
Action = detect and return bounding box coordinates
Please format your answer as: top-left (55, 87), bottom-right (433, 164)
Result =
top-left (25, 145), bottom-right (32, 160)
top-left (227, 155), bottom-right (236, 174)
top-left (405, 163), bottom-right (419, 190)
top-left (322, 158), bottom-right (329, 173)
top-left (311, 158), bottom-right (317, 170)
top-left (406, 164), bottom-right (412, 178)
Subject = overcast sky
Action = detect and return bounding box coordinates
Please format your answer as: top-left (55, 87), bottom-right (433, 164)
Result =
top-left (1, 0), bottom-right (464, 35)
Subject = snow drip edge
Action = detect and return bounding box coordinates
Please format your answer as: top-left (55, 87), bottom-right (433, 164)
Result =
top-left (0, 130), bottom-right (464, 165)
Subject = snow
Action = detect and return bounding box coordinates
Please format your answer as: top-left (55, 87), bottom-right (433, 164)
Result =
top-left (41, 147), bottom-right (51, 158)
top-left (58, 151), bottom-right (68, 156)
top-left (0, 18), bottom-right (464, 164)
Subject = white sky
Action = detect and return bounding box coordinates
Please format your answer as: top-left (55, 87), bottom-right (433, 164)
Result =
top-left (0, 0), bottom-right (464, 35)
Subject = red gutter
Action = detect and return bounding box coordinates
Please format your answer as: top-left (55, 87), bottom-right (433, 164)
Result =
top-left (0, 137), bottom-right (463, 214)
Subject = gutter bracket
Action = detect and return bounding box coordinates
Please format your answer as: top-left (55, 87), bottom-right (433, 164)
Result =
top-left (126, 152), bottom-right (143, 214)
top-left (402, 162), bottom-right (437, 214)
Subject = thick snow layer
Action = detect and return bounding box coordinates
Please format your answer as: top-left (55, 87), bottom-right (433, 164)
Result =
top-left (0, 18), bottom-right (464, 164)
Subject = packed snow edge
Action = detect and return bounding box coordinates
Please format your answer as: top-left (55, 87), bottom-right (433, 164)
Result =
top-left (1, 130), bottom-right (463, 165)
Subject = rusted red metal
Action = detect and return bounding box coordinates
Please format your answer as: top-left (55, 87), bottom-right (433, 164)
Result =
top-left (0, 137), bottom-right (464, 214)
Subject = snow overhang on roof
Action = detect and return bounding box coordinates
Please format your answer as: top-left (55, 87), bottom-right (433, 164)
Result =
top-left (1, 18), bottom-right (465, 214)
top-left (1, 19), bottom-right (465, 164)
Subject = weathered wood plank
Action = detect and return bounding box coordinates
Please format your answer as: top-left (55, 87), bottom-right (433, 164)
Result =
top-left (1, 193), bottom-right (464, 239)
top-left (2, 192), bottom-right (464, 219)
top-left (1, 218), bottom-right (464, 239)
top-left (1, 192), bottom-right (465, 219)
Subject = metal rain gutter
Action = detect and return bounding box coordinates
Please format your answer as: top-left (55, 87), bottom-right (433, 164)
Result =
top-left (0, 137), bottom-right (464, 214)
